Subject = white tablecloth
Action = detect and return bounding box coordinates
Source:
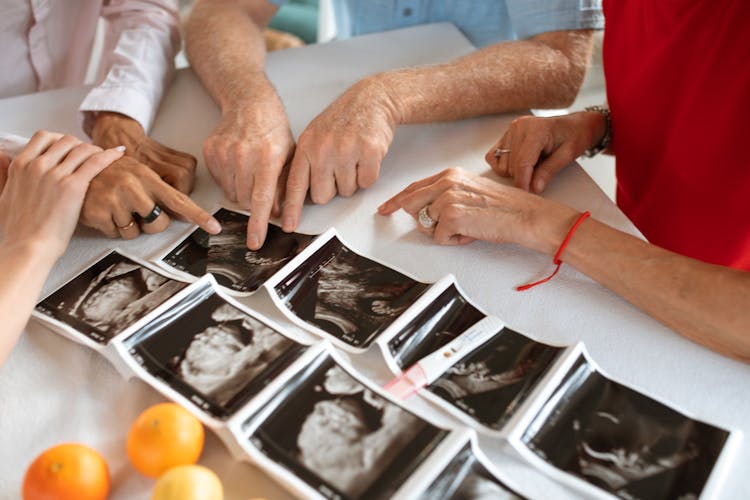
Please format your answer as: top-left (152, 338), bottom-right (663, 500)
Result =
top-left (1, 24), bottom-right (748, 500)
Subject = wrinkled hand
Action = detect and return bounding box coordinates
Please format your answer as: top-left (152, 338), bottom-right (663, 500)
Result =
top-left (378, 167), bottom-right (577, 253)
top-left (485, 112), bottom-right (607, 194)
top-left (0, 131), bottom-right (123, 258)
top-left (91, 111), bottom-right (197, 193)
top-left (282, 77), bottom-right (400, 233)
top-left (203, 95), bottom-right (295, 250)
top-left (80, 155), bottom-right (221, 239)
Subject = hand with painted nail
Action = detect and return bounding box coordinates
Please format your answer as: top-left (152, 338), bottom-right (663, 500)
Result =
top-left (485, 112), bottom-right (608, 193)
top-left (0, 131), bottom-right (125, 258)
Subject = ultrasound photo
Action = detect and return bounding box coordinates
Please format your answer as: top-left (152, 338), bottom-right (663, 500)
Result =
top-left (521, 356), bottom-right (730, 500)
top-left (428, 329), bottom-right (562, 431)
top-left (387, 283), bottom-right (486, 369)
top-left (126, 290), bottom-right (306, 418)
top-left (36, 251), bottom-right (187, 344)
top-left (419, 444), bottom-right (522, 500)
top-left (273, 236), bottom-right (429, 348)
top-left (246, 353), bottom-right (448, 499)
top-left (162, 208), bottom-right (315, 293)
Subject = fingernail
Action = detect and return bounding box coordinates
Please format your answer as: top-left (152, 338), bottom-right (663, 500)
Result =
top-left (282, 216), bottom-right (295, 232)
top-left (534, 179), bottom-right (545, 193)
top-left (114, 145), bottom-right (126, 152)
top-left (206, 218), bottom-right (222, 234)
top-left (248, 233), bottom-right (260, 249)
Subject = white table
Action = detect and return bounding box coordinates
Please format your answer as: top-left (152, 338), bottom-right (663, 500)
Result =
top-left (1, 24), bottom-right (748, 500)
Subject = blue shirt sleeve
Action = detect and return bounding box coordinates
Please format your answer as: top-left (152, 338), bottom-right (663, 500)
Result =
top-left (506, 0), bottom-right (604, 40)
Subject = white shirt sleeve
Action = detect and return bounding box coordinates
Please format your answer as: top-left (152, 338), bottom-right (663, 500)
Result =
top-left (78, 0), bottom-right (181, 135)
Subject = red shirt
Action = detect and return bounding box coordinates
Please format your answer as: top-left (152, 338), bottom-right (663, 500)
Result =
top-left (602, 0), bottom-right (750, 270)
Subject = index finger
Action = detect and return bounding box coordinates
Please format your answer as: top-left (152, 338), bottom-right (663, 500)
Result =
top-left (148, 178), bottom-right (221, 235)
top-left (281, 150), bottom-right (311, 232)
top-left (246, 169), bottom-right (279, 250)
top-left (377, 170), bottom-right (447, 215)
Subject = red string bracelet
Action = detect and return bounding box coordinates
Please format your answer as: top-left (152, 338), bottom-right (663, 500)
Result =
top-left (516, 211), bottom-right (591, 291)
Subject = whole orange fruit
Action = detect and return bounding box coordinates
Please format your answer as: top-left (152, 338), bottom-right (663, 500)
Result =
top-left (127, 402), bottom-right (204, 478)
top-left (22, 443), bottom-right (110, 500)
top-left (151, 465), bottom-right (223, 500)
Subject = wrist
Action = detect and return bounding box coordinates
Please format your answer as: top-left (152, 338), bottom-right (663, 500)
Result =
top-left (91, 112), bottom-right (142, 148)
top-left (365, 72), bottom-right (407, 126)
top-left (523, 199), bottom-right (582, 256)
top-left (581, 106), bottom-right (611, 157)
top-left (0, 238), bottom-right (61, 269)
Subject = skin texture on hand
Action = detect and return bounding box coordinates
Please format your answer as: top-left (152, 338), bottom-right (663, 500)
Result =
top-left (80, 155), bottom-right (220, 239)
top-left (186, 0), bottom-right (595, 249)
top-left (86, 112), bottom-right (220, 239)
top-left (282, 77), bottom-right (399, 232)
top-left (0, 131), bottom-right (124, 257)
top-left (485, 112), bottom-right (608, 193)
top-left (378, 167), bottom-right (576, 252)
top-left (202, 93), bottom-right (295, 249)
top-left (91, 111), bottom-right (197, 193)
top-left (379, 167), bottom-right (750, 363)
top-left (0, 131), bottom-right (125, 365)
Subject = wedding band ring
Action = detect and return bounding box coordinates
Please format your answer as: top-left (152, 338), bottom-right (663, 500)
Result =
top-left (494, 147), bottom-right (511, 158)
top-left (418, 205), bottom-right (436, 229)
top-left (117, 220), bottom-right (136, 231)
top-left (138, 204), bottom-right (162, 224)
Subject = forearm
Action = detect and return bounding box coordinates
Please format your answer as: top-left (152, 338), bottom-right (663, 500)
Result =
top-left (0, 241), bottom-right (59, 364)
top-left (559, 218), bottom-right (750, 362)
top-left (185, 0), bottom-right (279, 112)
top-left (82, 1), bottom-right (181, 134)
top-left (377, 30), bottom-right (595, 125)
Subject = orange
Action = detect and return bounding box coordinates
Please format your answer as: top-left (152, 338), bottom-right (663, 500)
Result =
top-left (22, 443), bottom-right (110, 500)
top-left (151, 465), bottom-right (223, 500)
top-left (127, 402), bottom-right (204, 478)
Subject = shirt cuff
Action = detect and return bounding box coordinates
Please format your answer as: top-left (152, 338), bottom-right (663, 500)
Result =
top-left (0, 133), bottom-right (30, 157)
top-left (79, 86), bottom-right (155, 137)
top-left (509, 3), bottom-right (604, 40)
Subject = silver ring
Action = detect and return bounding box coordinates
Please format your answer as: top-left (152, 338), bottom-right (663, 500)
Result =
top-left (493, 147), bottom-right (511, 158)
top-left (418, 205), bottom-right (436, 229)
top-left (137, 204), bottom-right (162, 224)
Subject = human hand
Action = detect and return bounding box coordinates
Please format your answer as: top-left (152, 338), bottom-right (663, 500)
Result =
top-left (80, 156), bottom-right (221, 239)
top-left (378, 167), bottom-right (577, 254)
top-left (0, 150), bottom-right (10, 190)
top-left (282, 77), bottom-right (400, 233)
top-left (0, 131), bottom-right (124, 259)
top-left (91, 111), bottom-right (197, 193)
top-left (485, 112), bottom-right (607, 194)
top-left (202, 94), bottom-right (295, 250)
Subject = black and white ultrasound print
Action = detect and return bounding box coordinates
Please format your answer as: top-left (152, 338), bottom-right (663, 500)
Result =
top-left (521, 356), bottom-right (729, 500)
top-left (36, 251), bottom-right (187, 344)
top-left (125, 289), bottom-right (306, 419)
top-left (162, 208), bottom-right (315, 293)
top-left (428, 328), bottom-right (562, 431)
top-left (419, 443), bottom-right (523, 499)
top-left (245, 352), bottom-right (448, 499)
top-left (386, 283), bottom-right (486, 370)
top-left (273, 236), bottom-right (429, 348)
